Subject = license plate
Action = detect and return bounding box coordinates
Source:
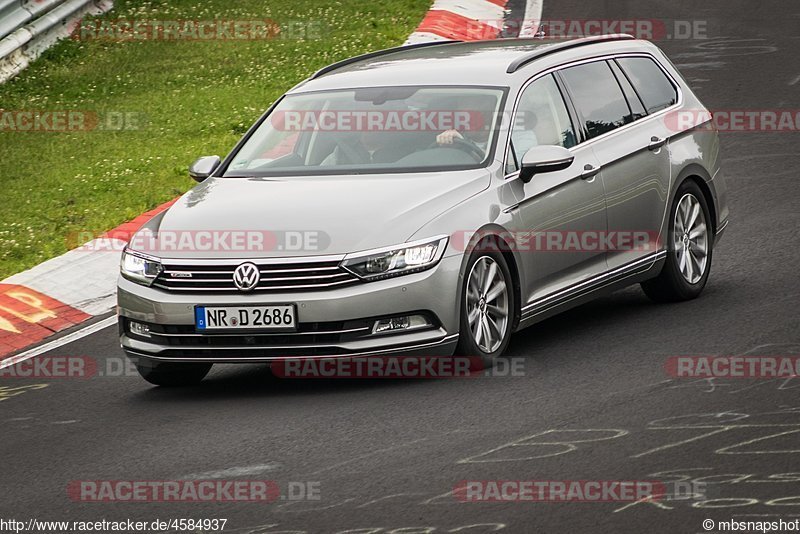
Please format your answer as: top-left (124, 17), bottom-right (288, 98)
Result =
top-left (195, 305), bottom-right (296, 332)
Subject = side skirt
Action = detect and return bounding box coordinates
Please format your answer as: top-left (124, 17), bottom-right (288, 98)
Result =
top-left (515, 251), bottom-right (667, 331)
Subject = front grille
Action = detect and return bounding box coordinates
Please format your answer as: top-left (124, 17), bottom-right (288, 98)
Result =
top-left (152, 259), bottom-right (360, 293)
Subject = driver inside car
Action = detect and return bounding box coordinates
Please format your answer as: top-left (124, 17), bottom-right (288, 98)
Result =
top-left (434, 94), bottom-right (498, 156)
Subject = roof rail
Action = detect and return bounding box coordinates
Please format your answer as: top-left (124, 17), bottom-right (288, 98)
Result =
top-left (311, 40), bottom-right (463, 79)
top-left (506, 34), bottom-right (636, 74)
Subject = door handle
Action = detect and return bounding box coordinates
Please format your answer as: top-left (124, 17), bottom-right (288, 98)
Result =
top-left (580, 164), bottom-right (601, 181)
top-left (648, 136), bottom-right (667, 151)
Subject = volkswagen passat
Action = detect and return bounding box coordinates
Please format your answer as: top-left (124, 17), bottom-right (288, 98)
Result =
top-left (118, 35), bottom-right (728, 386)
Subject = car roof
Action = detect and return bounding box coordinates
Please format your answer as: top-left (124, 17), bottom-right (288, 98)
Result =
top-left (290, 35), bottom-right (653, 93)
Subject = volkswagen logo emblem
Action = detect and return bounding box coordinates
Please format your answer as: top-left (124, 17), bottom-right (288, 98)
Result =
top-left (233, 262), bottom-right (260, 291)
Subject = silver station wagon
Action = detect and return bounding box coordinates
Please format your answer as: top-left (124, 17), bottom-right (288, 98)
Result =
top-left (118, 34), bottom-right (729, 386)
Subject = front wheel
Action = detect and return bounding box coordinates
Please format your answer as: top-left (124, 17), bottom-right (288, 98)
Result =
top-left (455, 249), bottom-right (515, 368)
top-left (642, 180), bottom-right (713, 302)
top-left (135, 362), bottom-right (212, 387)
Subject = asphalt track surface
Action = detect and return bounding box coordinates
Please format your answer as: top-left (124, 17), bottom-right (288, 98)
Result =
top-left (2, 1), bottom-right (799, 533)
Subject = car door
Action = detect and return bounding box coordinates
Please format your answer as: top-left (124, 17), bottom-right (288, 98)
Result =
top-left (559, 58), bottom-right (675, 271)
top-left (503, 73), bottom-right (608, 306)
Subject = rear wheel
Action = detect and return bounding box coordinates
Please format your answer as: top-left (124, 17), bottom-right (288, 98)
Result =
top-left (135, 362), bottom-right (212, 387)
top-left (455, 248), bottom-right (515, 368)
top-left (642, 180), bottom-right (713, 302)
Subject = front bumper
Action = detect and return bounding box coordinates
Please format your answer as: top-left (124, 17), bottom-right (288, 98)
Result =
top-left (118, 254), bottom-right (463, 364)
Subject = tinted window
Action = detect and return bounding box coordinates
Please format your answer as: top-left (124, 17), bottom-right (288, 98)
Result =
top-left (609, 60), bottom-right (646, 121)
top-left (506, 74), bottom-right (576, 174)
top-left (560, 61), bottom-right (632, 140)
top-left (617, 57), bottom-right (678, 114)
top-left (224, 86), bottom-right (506, 177)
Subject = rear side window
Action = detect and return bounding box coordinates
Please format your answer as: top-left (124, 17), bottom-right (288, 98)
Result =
top-left (609, 60), bottom-right (646, 121)
top-left (560, 61), bottom-right (632, 140)
top-left (616, 57), bottom-right (678, 114)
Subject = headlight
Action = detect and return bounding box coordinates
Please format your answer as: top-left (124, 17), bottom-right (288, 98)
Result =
top-left (120, 248), bottom-right (163, 286)
top-left (341, 236), bottom-right (448, 281)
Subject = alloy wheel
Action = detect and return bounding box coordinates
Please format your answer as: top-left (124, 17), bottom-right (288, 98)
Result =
top-left (466, 256), bottom-right (509, 353)
top-left (673, 193), bottom-right (709, 284)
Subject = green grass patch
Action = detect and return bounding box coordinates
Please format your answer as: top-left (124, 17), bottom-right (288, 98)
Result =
top-left (0, 0), bottom-right (430, 279)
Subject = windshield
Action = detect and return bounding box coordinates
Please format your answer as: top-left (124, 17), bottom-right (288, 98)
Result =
top-left (224, 86), bottom-right (507, 177)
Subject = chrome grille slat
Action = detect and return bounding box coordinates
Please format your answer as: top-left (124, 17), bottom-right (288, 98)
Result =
top-left (163, 270), bottom-right (234, 275)
top-left (163, 266), bottom-right (341, 275)
top-left (163, 273), bottom-right (352, 283)
top-left (259, 273), bottom-right (352, 281)
top-left (258, 266), bottom-right (341, 274)
top-left (162, 278), bottom-right (232, 283)
top-left (152, 279), bottom-right (357, 291)
top-left (153, 259), bottom-right (360, 293)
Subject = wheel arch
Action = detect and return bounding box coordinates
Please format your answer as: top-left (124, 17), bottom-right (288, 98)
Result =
top-left (673, 164), bottom-right (718, 235)
top-left (455, 225), bottom-right (523, 332)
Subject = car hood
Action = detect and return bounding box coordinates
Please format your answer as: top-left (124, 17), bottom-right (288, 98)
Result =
top-left (143, 170), bottom-right (488, 259)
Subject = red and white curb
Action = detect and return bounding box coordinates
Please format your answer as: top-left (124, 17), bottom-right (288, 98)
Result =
top-left (405, 0), bottom-right (542, 43)
top-left (0, 199), bottom-right (175, 360)
top-left (0, 0), bottom-right (541, 362)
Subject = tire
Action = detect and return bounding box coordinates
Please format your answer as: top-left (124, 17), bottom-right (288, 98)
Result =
top-left (455, 245), bottom-right (516, 368)
top-left (642, 180), bottom-right (714, 302)
top-left (135, 362), bottom-right (212, 387)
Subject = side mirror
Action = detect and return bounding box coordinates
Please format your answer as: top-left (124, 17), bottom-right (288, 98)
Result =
top-left (189, 156), bottom-right (221, 182)
top-left (518, 145), bottom-right (574, 183)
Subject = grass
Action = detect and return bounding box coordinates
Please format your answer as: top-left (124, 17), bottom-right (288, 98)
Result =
top-left (0, 0), bottom-right (430, 279)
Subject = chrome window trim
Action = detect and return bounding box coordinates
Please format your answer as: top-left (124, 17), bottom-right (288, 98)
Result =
top-left (502, 52), bottom-right (684, 179)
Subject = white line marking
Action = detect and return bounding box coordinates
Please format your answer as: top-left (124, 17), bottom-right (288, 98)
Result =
top-left (304, 438), bottom-right (428, 476)
top-left (432, 0), bottom-right (505, 22)
top-left (405, 31), bottom-right (453, 45)
top-left (790, 74), bottom-right (800, 86)
top-left (184, 464), bottom-right (281, 480)
top-left (518, 0), bottom-right (544, 38)
top-left (0, 316), bottom-right (117, 370)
